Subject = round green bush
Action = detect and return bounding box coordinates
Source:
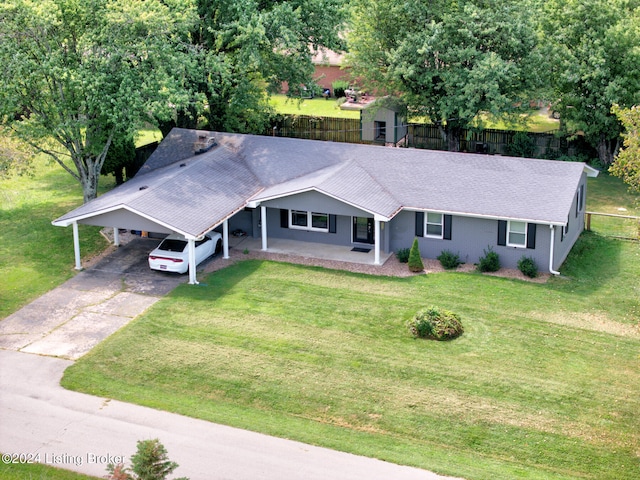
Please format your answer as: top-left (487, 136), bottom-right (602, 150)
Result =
top-left (517, 255), bottom-right (538, 278)
top-left (408, 306), bottom-right (464, 341)
top-left (477, 246), bottom-right (500, 272)
top-left (437, 249), bottom-right (461, 269)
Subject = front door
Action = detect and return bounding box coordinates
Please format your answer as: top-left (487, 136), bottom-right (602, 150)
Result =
top-left (353, 217), bottom-right (374, 244)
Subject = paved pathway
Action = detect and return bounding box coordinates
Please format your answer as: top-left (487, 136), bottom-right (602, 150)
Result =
top-left (0, 238), bottom-right (461, 480)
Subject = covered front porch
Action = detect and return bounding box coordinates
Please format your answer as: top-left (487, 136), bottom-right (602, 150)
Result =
top-left (228, 235), bottom-right (394, 266)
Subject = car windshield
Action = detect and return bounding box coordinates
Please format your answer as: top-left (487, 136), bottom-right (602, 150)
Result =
top-left (158, 239), bottom-right (187, 252)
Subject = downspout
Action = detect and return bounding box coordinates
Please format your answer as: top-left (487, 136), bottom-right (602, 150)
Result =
top-left (548, 225), bottom-right (560, 275)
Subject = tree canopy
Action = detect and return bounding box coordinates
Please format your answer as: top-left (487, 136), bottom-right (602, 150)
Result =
top-left (0, 0), bottom-right (200, 202)
top-left (347, 0), bottom-right (541, 151)
top-left (161, 0), bottom-right (347, 136)
top-left (540, 0), bottom-right (640, 166)
top-left (611, 105), bottom-right (640, 193)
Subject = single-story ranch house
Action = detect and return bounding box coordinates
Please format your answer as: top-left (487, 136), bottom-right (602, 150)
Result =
top-left (53, 129), bottom-right (598, 284)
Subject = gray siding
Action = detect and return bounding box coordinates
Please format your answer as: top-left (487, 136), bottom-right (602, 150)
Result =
top-left (261, 190), bottom-right (372, 217)
top-left (552, 173), bottom-right (588, 270)
top-left (389, 210), bottom-right (553, 272)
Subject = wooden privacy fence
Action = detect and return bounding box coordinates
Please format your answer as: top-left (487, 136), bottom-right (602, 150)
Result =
top-left (585, 212), bottom-right (640, 240)
top-left (268, 114), bottom-right (591, 159)
top-left (270, 116), bottom-right (365, 144)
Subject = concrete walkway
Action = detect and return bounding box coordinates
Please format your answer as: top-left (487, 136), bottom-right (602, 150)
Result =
top-left (0, 238), bottom-right (460, 480)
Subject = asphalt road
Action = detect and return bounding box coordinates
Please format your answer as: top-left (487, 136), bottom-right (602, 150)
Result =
top-left (0, 350), bottom-right (459, 480)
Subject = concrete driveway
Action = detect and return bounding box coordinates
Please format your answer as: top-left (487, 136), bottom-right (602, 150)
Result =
top-left (0, 237), bottom-right (191, 359)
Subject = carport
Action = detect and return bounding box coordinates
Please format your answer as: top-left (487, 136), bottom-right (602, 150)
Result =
top-left (52, 214), bottom-right (234, 286)
top-left (52, 131), bottom-right (263, 285)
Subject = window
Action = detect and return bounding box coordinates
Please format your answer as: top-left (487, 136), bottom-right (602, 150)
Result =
top-left (311, 212), bottom-right (328, 230)
top-left (291, 210), bottom-right (308, 228)
top-left (425, 212), bottom-right (444, 238)
top-left (289, 210), bottom-right (329, 232)
top-left (507, 221), bottom-right (527, 247)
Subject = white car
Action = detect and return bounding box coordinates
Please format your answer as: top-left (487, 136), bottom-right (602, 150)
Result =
top-left (148, 232), bottom-right (222, 274)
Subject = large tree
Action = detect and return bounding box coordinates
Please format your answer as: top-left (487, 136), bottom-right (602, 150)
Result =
top-left (611, 105), bottom-right (640, 193)
top-left (540, 0), bottom-right (640, 166)
top-left (0, 0), bottom-right (200, 203)
top-left (157, 0), bottom-right (348, 136)
top-left (347, 0), bottom-right (541, 151)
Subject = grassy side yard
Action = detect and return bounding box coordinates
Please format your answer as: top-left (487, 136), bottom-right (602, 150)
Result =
top-left (62, 234), bottom-right (640, 479)
top-left (0, 158), bottom-right (109, 318)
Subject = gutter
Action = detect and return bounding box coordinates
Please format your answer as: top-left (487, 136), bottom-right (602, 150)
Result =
top-left (548, 225), bottom-right (561, 275)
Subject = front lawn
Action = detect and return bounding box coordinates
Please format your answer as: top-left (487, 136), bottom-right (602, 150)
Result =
top-left (62, 236), bottom-right (640, 479)
top-left (0, 461), bottom-right (100, 480)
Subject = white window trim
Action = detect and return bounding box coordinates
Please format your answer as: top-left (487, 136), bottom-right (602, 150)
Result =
top-left (424, 212), bottom-right (444, 239)
top-left (507, 220), bottom-right (527, 248)
top-left (289, 210), bottom-right (329, 233)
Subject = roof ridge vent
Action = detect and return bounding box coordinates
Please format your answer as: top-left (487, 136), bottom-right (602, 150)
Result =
top-left (194, 134), bottom-right (217, 155)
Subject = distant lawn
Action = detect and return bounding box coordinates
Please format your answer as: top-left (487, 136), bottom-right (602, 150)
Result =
top-left (270, 94), bottom-right (361, 119)
top-left (270, 94), bottom-right (561, 133)
top-left (63, 237), bottom-right (639, 479)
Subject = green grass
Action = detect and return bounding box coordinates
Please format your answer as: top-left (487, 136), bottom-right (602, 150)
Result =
top-left (586, 174), bottom-right (640, 239)
top-left (0, 461), bottom-right (100, 480)
top-left (0, 157), bottom-right (110, 319)
top-left (269, 94), bottom-right (561, 132)
top-left (62, 237), bottom-right (640, 479)
top-left (270, 94), bottom-right (363, 119)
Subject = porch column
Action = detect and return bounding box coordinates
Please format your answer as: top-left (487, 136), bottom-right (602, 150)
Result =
top-left (113, 227), bottom-right (120, 247)
top-left (261, 205), bottom-right (268, 251)
top-left (72, 221), bottom-right (82, 270)
top-left (374, 219), bottom-right (381, 265)
top-left (222, 219), bottom-right (230, 259)
top-left (188, 238), bottom-right (198, 285)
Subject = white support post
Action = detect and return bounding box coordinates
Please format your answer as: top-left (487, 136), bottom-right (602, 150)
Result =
top-left (374, 219), bottom-right (381, 265)
top-left (261, 205), bottom-right (268, 251)
top-left (188, 238), bottom-right (198, 285)
top-left (73, 222), bottom-right (82, 270)
top-left (113, 227), bottom-right (120, 247)
top-left (223, 219), bottom-right (230, 259)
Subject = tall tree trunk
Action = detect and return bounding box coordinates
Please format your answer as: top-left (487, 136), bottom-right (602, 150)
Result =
top-left (447, 124), bottom-right (462, 152)
top-left (597, 134), bottom-right (620, 167)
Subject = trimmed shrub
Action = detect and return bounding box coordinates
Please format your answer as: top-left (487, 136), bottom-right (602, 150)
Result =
top-left (437, 250), bottom-right (461, 269)
top-left (408, 306), bottom-right (464, 341)
top-left (506, 131), bottom-right (536, 158)
top-left (332, 80), bottom-right (349, 99)
top-left (395, 247), bottom-right (410, 263)
top-left (518, 255), bottom-right (538, 278)
top-left (407, 238), bottom-right (424, 272)
top-left (477, 246), bottom-right (500, 272)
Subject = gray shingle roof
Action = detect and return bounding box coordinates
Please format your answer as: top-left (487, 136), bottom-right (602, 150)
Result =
top-left (54, 129), bottom-right (591, 236)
